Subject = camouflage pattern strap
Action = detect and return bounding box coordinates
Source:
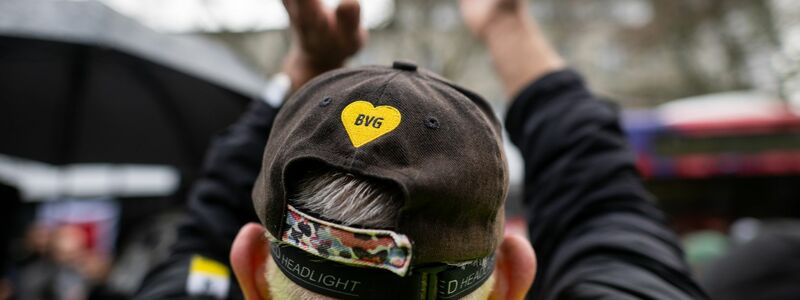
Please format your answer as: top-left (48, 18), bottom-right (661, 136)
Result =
top-left (279, 205), bottom-right (413, 276)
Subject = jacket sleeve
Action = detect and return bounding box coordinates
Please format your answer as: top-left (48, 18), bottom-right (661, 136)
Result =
top-left (135, 100), bottom-right (277, 300)
top-left (505, 70), bottom-right (708, 300)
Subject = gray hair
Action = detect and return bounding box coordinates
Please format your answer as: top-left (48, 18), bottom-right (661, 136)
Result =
top-left (289, 170), bottom-right (401, 228)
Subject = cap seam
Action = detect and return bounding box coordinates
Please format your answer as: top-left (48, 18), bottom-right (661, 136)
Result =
top-left (377, 72), bottom-right (419, 232)
top-left (374, 71), bottom-right (402, 106)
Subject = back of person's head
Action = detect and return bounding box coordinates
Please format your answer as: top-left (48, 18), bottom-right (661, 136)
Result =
top-left (265, 170), bottom-right (494, 299)
top-left (232, 63), bottom-right (536, 300)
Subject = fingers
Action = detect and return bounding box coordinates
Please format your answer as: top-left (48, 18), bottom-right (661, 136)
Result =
top-left (335, 0), bottom-right (361, 35)
top-left (280, 0), bottom-right (366, 83)
top-left (283, 0), bottom-right (326, 35)
top-left (335, 0), bottom-right (365, 50)
top-left (283, 0), bottom-right (324, 19)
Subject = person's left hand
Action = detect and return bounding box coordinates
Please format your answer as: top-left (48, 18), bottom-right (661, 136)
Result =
top-left (282, 0), bottom-right (367, 92)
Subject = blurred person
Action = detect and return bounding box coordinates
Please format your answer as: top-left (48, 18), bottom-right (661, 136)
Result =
top-left (138, 0), bottom-right (708, 299)
top-left (18, 225), bottom-right (90, 300)
top-left (17, 197), bottom-right (118, 300)
top-left (17, 224), bottom-right (113, 300)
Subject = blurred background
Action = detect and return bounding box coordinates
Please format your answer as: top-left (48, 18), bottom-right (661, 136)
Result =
top-left (2, 0), bottom-right (800, 299)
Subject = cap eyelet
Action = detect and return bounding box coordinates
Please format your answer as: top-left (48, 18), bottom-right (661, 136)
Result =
top-left (319, 96), bottom-right (332, 107)
top-left (424, 117), bottom-right (440, 129)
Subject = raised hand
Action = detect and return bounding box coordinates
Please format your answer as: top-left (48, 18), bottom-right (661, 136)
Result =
top-left (459, 0), bottom-right (564, 97)
top-left (282, 0), bottom-right (368, 91)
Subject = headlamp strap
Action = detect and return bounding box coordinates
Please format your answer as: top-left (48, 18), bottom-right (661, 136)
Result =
top-left (270, 243), bottom-right (495, 300)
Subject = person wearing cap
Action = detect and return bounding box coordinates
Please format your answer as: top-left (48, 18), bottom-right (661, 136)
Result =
top-left (234, 59), bottom-right (535, 299)
top-left (138, 0), bottom-right (709, 299)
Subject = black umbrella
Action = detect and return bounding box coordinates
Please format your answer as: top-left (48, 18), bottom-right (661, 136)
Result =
top-left (0, 0), bottom-right (267, 186)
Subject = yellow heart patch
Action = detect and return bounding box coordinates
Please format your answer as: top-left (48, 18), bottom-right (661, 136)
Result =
top-left (341, 100), bottom-right (402, 148)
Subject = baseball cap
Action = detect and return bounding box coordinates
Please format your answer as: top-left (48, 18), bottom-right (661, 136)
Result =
top-left (252, 61), bottom-right (508, 299)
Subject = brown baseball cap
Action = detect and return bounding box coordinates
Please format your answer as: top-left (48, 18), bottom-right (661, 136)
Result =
top-left (252, 61), bottom-right (508, 265)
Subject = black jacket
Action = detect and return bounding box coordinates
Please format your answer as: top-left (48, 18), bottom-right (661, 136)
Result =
top-left (506, 70), bottom-right (706, 299)
top-left (136, 70), bottom-right (707, 299)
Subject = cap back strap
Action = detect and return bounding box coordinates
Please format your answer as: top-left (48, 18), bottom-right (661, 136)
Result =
top-left (270, 243), bottom-right (495, 299)
top-left (279, 205), bottom-right (413, 276)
